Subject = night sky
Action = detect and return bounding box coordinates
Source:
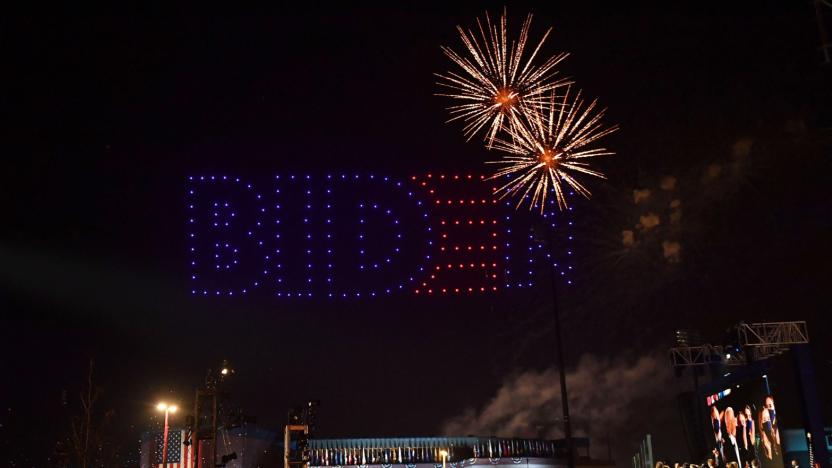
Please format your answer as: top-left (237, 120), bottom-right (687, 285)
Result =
top-left (2, 3), bottom-right (831, 466)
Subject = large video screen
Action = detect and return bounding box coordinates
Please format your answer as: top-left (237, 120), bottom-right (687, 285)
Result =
top-left (704, 375), bottom-right (785, 468)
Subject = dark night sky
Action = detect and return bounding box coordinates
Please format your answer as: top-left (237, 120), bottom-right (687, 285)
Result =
top-left (2, 2), bottom-right (831, 466)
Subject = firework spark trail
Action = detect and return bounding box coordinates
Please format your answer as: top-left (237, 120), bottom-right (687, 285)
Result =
top-left (436, 10), bottom-right (571, 147)
top-left (487, 86), bottom-right (618, 212)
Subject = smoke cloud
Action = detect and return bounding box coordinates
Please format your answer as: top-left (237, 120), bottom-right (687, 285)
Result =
top-left (638, 213), bottom-right (661, 231)
top-left (633, 189), bottom-right (651, 204)
top-left (662, 240), bottom-right (682, 263)
top-left (621, 230), bottom-right (635, 248)
top-left (731, 138), bottom-right (753, 160)
top-left (441, 354), bottom-right (677, 463)
top-left (702, 163), bottom-right (722, 183)
top-left (660, 176), bottom-right (677, 191)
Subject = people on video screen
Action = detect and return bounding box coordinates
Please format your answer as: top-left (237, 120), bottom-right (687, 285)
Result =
top-left (707, 395), bottom-right (780, 468)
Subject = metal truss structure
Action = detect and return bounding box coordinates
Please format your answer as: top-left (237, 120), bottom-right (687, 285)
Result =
top-left (669, 344), bottom-right (746, 368)
top-left (668, 321), bottom-right (809, 369)
top-left (737, 321), bottom-right (809, 361)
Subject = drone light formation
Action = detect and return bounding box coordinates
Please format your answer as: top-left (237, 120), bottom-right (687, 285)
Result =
top-left (185, 173), bottom-right (577, 297)
top-left (487, 86), bottom-right (618, 212)
top-left (436, 9), bottom-right (570, 147)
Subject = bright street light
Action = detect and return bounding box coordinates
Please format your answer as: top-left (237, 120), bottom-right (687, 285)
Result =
top-left (156, 401), bottom-right (177, 468)
top-left (157, 402), bottom-right (177, 413)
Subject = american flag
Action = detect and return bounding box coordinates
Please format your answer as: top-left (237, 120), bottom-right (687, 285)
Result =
top-left (154, 429), bottom-right (194, 468)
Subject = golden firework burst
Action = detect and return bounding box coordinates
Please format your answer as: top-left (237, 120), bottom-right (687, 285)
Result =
top-left (487, 86), bottom-right (618, 212)
top-left (436, 9), bottom-right (570, 147)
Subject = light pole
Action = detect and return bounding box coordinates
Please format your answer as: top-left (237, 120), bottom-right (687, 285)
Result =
top-left (157, 402), bottom-right (178, 468)
top-left (535, 224), bottom-right (574, 468)
top-left (213, 363), bottom-right (232, 468)
top-left (440, 450), bottom-right (449, 468)
top-left (193, 360), bottom-right (233, 468)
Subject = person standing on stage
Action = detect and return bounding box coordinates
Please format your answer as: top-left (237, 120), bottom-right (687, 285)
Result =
top-left (738, 411), bottom-right (751, 466)
top-left (743, 405), bottom-right (757, 467)
top-left (711, 405), bottom-right (725, 465)
top-left (759, 403), bottom-right (783, 468)
top-left (723, 407), bottom-right (744, 467)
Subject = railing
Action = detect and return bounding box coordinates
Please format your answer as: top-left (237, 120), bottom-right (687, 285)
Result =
top-left (308, 437), bottom-right (570, 466)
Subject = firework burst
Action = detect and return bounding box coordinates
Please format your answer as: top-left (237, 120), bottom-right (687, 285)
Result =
top-left (436, 10), bottom-right (570, 147)
top-left (487, 86), bottom-right (619, 212)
